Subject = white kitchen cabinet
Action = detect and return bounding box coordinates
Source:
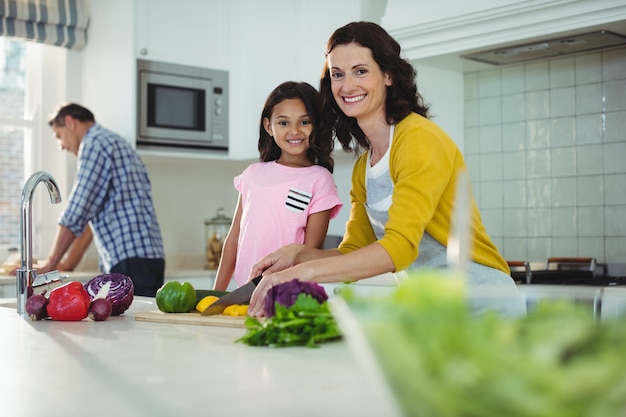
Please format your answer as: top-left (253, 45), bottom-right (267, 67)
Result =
top-left (132, 0), bottom-right (363, 160)
top-left (135, 0), bottom-right (230, 70)
top-left (383, 0), bottom-right (626, 62)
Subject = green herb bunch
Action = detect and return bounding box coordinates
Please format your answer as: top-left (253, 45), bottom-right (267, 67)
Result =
top-left (237, 292), bottom-right (342, 348)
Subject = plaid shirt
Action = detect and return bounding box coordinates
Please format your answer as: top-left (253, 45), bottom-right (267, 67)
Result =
top-left (60, 124), bottom-right (164, 272)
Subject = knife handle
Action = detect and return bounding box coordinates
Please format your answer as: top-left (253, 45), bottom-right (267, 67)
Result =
top-left (251, 275), bottom-right (263, 285)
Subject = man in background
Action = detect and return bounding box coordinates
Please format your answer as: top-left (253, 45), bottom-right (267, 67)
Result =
top-left (36, 103), bottom-right (165, 296)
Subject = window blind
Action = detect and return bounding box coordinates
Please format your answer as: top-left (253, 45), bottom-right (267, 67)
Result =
top-left (0, 0), bottom-right (89, 50)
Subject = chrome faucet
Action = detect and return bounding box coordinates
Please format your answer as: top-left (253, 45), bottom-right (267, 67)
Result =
top-left (16, 171), bottom-right (62, 316)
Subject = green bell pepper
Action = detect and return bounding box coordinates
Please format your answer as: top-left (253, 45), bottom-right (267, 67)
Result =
top-left (155, 281), bottom-right (197, 313)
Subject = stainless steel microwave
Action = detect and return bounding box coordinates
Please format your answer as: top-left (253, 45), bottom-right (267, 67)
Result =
top-left (137, 59), bottom-right (229, 150)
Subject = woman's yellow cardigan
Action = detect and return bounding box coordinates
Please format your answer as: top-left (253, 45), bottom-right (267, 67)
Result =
top-left (338, 113), bottom-right (510, 274)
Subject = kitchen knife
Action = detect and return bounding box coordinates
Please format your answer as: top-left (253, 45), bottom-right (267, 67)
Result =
top-left (201, 275), bottom-right (263, 316)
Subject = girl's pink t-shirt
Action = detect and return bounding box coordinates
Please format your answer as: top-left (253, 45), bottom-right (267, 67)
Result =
top-left (232, 161), bottom-right (342, 286)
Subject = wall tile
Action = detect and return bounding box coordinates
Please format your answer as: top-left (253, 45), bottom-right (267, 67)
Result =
top-left (604, 144), bottom-right (626, 175)
top-left (578, 237), bottom-right (605, 261)
top-left (549, 56), bottom-right (575, 88)
top-left (502, 122), bottom-right (526, 151)
top-left (550, 117), bottom-right (575, 147)
top-left (479, 125), bottom-right (502, 153)
top-left (481, 208), bottom-right (503, 237)
top-left (527, 177), bottom-right (552, 207)
top-left (577, 206), bottom-right (604, 236)
top-left (551, 147), bottom-right (576, 177)
top-left (464, 126), bottom-right (480, 154)
top-left (525, 61), bottom-right (549, 91)
top-left (605, 111), bottom-right (626, 143)
top-left (526, 90), bottom-right (550, 119)
top-left (478, 69), bottom-right (501, 97)
top-left (479, 153), bottom-right (503, 180)
top-left (502, 151), bottom-right (526, 180)
top-left (575, 114), bottom-right (602, 144)
top-left (605, 237), bottom-right (626, 263)
top-left (479, 96), bottom-right (501, 125)
top-left (605, 206), bottom-right (626, 236)
top-left (527, 208), bottom-right (551, 236)
top-left (527, 120), bottom-right (551, 149)
top-left (464, 72), bottom-right (479, 100)
top-left (605, 174), bottom-right (626, 205)
top-left (467, 46), bottom-right (626, 264)
top-left (503, 179), bottom-right (526, 208)
top-left (464, 99), bottom-right (479, 127)
top-left (552, 207), bottom-right (577, 236)
top-left (575, 83), bottom-right (603, 115)
top-left (502, 237), bottom-right (528, 261)
top-left (550, 87), bottom-right (575, 117)
top-left (604, 79), bottom-right (626, 112)
top-left (479, 181), bottom-right (503, 209)
top-left (551, 237), bottom-right (578, 257)
top-left (575, 52), bottom-right (602, 84)
top-left (527, 149), bottom-right (551, 178)
top-left (551, 177), bottom-right (577, 206)
top-left (602, 47), bottom-right (626, 81)
top-left (502, 93), bottom-right (525, 123)
top-left (504, 208), bottom-right (527, 237)
top-left (576, 175), bottom-right (603, 206)
top-left (501, 65), bottom-right (525, 94)
top-left (527, 237), bottom-right (550, 261)
top-left (576, 144), bottom-right (604, 175)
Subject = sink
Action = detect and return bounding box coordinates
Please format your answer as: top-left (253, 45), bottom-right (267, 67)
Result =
top-left (0, 300), bottom-right (17, 309)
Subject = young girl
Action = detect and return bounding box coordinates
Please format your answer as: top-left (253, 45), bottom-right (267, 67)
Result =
top-left (212, 81), bottom-right (342, 291)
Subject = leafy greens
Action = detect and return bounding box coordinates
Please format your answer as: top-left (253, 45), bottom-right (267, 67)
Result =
top-left (237, 292), bottom-right (341, 348)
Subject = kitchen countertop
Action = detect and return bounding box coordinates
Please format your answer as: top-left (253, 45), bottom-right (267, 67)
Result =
top-left (0, 295), bottom-right (403, 417)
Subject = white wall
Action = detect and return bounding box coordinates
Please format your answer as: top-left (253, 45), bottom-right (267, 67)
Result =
top-left (61, 0), bottom-right (369, 270)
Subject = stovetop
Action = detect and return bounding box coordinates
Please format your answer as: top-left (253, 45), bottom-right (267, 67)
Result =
top-left (512, 270), bottom-right (626, 286)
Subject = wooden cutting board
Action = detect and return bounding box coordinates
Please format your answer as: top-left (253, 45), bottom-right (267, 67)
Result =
top-left (135, 310), bottom-right (247, 328)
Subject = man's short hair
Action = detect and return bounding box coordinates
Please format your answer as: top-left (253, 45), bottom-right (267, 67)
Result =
top-left (48, 103), bottom-right (95, 126)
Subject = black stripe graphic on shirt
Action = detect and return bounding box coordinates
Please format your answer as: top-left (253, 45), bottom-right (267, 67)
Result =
top-left (286, 188), bottom-right (312, 212)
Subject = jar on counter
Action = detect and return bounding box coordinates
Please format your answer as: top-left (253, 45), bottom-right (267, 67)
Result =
top-left (204, 208), bottom-right (232, 270)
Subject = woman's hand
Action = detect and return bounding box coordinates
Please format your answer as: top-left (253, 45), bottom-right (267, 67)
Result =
top-left (248, 269), bottom-right (296, 317)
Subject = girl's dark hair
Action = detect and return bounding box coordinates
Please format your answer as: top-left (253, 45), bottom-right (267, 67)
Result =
top-left (258, 81), bottom-right (334, 172)
top-left (319, 21), bottom-right (431, 154)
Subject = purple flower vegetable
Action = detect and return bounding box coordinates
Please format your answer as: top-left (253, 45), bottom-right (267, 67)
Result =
top-left (263, 279), bottom-right (328, 317)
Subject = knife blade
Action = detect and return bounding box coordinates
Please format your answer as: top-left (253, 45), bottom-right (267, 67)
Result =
top-left (201, 275), bottom-right (263, 316)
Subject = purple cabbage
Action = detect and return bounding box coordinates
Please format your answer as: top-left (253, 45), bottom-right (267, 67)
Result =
top-left (84, 273), bottom-right (134, 316)
top-left (263, 279), bottom-right (328, 317)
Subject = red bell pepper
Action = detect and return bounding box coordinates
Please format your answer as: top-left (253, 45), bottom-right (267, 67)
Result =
top-left (47, 281), bottom-right (91, 321)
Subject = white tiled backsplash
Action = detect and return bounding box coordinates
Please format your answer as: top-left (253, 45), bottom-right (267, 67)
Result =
top-left (464, 46), bottom-right (626, 265)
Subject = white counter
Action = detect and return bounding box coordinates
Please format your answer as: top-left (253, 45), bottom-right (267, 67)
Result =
top-left (0, 296), bottom-right (403, 417)
top-left (0, 269), bottom-right (222, 298)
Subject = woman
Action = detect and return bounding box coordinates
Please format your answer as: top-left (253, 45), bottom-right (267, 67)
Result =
top-left (247, 22), bottom-right (525, 317)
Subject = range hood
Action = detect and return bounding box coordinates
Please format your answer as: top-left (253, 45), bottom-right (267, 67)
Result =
top-left (462, 30), bottom-right (626, 65)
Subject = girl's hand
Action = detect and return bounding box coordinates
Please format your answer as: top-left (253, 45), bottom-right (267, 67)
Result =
top-left (249, 244), bottom-right (303, 278)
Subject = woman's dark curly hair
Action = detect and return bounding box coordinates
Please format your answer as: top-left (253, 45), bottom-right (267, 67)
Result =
top-left (319, 21), bottom-right (431, 154)
top-left (258, 81), bottom-right (334, 173)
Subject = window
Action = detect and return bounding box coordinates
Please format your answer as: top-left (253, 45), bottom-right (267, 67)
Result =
top-left (0, 37), bottom-right (27, 250)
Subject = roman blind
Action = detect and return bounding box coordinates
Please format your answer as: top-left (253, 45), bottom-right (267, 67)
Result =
top-left (0, 0), bottom-right (89, 50)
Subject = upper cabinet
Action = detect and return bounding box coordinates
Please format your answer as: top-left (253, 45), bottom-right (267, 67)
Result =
top-left (135, 0), bottom-right (230, 71)
top-left (82, 0), bottom-right (365, 161)
top-left (382, 0), bottom-right (626, 70)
